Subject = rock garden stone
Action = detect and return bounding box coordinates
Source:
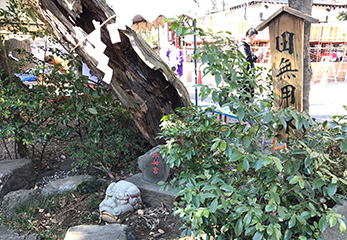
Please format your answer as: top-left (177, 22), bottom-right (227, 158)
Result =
top-left (0, 189), bottom-right (39, 219)
top-left (41, 175), bottom-right (93, 196)
top-left (0, 158), bottom-right (37, 199)
top-left (0, 225), bottom-right (37, 240)
top-left (126, 173), bottom-right (176, 209)
top-left (64, 224), bottom-right (138, 240)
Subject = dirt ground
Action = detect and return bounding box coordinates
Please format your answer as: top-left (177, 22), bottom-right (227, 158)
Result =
top-left (31, 186), bottom-right (184, 240)
top-left (35, 174), bottom-right (186, 240)
top-left (23, 138), bottom-right (187, 240)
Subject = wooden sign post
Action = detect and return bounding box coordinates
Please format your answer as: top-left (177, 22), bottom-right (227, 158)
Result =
top-left (256, 6), bottom-right (318, 141)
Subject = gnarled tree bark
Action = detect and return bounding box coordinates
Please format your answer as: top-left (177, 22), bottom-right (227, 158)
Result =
top-left (25, 0), bottom-right (192, 146)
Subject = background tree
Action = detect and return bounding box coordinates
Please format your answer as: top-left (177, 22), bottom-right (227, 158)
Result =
top-left (23, 0), bottom-right (191, 146)
top-left (288, 0), bottom-right (313, 112)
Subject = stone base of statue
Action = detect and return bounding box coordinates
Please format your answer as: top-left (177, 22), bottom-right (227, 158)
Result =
top-left (126, 173), bottom-right (176, 210)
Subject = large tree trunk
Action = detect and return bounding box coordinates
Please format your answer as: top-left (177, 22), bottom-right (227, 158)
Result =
top-left (288, 0), bottom-right (313, 112)
top-left (25, 0), bottom-right (192, 146)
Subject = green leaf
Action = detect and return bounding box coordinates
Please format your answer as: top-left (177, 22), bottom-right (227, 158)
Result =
top-left (319, 216), bottom-right (327, 232)
top-left (273, 157), bottom-right (283, 172)
top-left (176, 25), bottom-right (182, 36)
top-left (202, 193), bottom-right (216, 198)
top-left (211, 139), bottom-right (220, 151)
top-left (221, 224), bottom-right (229, 233)
top-left (271, 192), bottom-right (281, 204)
top-left (212, 91), bottom-right (219, 103)
top-left (255, 158), bottom-right (263, 171)
top-left (215, 72), bottom-right (222, 86)
top-left (310, 151), bottom-right (320, 159)
top-left (235, 206), bottom-right (249, 215)
top-left (264, 112), bottom-right (273, 123)
top-left (237, 162), bottom-right (245, 173)
top-left (339, 219), bottom-right (346, 233)
top-left (289, 176), bottom-right (299, 185)
top-left (312, 178), bottom-right (325, 189)
top-left (265, 204), bottom-right (276, 212)
top-left (186, 192), bottom-right (192, 203)
top-left (340, 142), bottom-right (347, 152)
top-left (253, 231), bottom-right (264, 240)
top-left (296, 215), bottom-right (306, 225)
top-left (283, 229), bottom-right (293, 240)
top-left (210, 199), bottom-right (218, 213)
top-left (243, 212), bottom-right (252, 226)
top-left (202, 185), bottom-right (216, 191)
top-left (304, 155), bottom-right (313, 168)
top-left (298, 178), bottom-right (305, 189)
top-left (77, 100), bottom-right (84, 111)
top-left (263, 156), bottom-right (272, 166)
top-left (329, 216), bottom-right (337, 227)
top-left (192, 195), bottom-right (200, 208)
top-left (225, 145), bottom-right (232, 158)
top-left (243, 158), bottom-right (250, 172)
top-left (220, 184), bottom-right (235, 192)
top-left (237, 107), bottom-right (245, 121)
top-left (235, 219), bottom-right (243, 237)
top-left (230, 149), bottom-right (243, 162)
top-left (207, 54), bottom-right (215, 64)
top-left (244, 137), bottom-right (251, 148)
top-left (278, 206), bottom-right (286, 219)
top-left (219, 141), bottom-right (227, 151)
top-left (340, 179), bottom-right (347, 185)
top-left (289, 215), bottom-right (296, 228)
top-left (328, 183), bottom-right (338, 197)
top-left (88, 107), bottom-right (98, 114)
top-left (203, 209), bottom-right (210, 218)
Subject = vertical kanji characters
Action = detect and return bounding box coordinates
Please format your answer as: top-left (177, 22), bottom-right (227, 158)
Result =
top-left (276, 31), bottom-right (294, 54)
top-left (151, 152), bottom-right (160, 174)
top-left (280, 84), bottom-right (296, 108)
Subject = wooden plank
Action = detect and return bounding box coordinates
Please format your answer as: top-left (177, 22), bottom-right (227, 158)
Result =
top-left (269, 13), bottom-right (304, 141)
top-left (270, 13), bottom-right (304, 112)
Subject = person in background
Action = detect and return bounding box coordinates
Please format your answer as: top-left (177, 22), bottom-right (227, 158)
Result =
top-left (166, 40), bottom-right (184, 79)
top-left (238, 28), bottom-right (261, 100)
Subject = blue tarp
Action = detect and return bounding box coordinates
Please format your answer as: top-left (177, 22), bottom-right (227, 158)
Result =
top-left (21, 76), bottom-right (36, 82)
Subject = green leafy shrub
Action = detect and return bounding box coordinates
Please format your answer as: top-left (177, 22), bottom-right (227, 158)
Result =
top-left (66, 91), bottom-right (152, 175)
top-left (159, 20), bottom-right (347, 240)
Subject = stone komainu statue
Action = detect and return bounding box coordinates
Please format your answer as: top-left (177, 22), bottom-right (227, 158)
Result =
top-left (99, 180), bottom-right (142, 223)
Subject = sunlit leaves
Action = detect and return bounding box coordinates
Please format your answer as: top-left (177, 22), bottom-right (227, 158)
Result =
top-left (159, 16), bottom-right (347, 240)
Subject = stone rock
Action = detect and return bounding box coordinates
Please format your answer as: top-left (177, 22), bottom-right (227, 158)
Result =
top-left (0, 225), bottom-right (37, 240)
top-left (64, 224), bottom-right (138, 240)
top-left (0, 158), bottom-right (37, 199)
top-left (320, 200), bottom-right (347, 240)
top-left (126, 173), bottom-right (176, 209)
top-left (138, 145), bottom-right (169, 184)
top-left (41, 175), bottom-right (93, 196)
top-left (1, 189), bottom-right (39, 219)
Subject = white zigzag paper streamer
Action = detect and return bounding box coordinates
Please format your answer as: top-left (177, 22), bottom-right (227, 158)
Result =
top-left (87, 20), bottom-right (113, 84)
top-left (107, 15), bottom-right (126, 44)
top-left (107, 23), bottom-right (121, 44)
